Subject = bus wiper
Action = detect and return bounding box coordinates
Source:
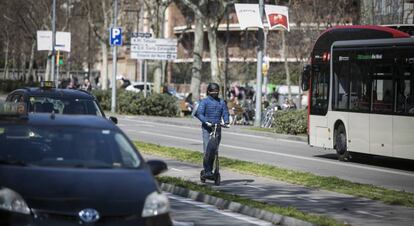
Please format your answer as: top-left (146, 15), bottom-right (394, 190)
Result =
top-left (0, 159), bottom-right (28, 166)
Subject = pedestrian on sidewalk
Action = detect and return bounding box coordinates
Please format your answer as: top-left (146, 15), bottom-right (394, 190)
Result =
top-left (195, 83), bottom-right (230, 177)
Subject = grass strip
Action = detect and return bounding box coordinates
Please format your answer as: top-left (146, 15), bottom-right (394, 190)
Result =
top-left (158, 176), bottom-right (342, 226)
top-left (135, 141), bottom-right (414, 208)
top-left (248, 127), bottom-right (307, 137)
top-left (248, 127), bottom-right (276, 133)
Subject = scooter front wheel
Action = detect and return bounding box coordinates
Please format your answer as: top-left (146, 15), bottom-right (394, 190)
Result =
top-left (200, 170), bottom-right (206, 183)
top-left (214, 173), bottom-right (221, 186)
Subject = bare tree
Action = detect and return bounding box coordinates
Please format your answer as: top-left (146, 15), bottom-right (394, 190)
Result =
top-left (174, 0), bottom-right (205, 100)
top-left (141, 0), bottom-right (173, 93)
top-left (179, 0), bottom-right (233, 86)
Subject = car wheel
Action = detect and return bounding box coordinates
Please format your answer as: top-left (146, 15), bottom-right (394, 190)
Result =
top-left (336, 124), bottom-right (350, 162)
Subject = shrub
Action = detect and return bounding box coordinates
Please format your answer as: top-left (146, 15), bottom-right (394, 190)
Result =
top-left (273, 109), bottom-right (307, 135)
top-left (92, 90), bottom-right (111, 111)
top-left (92, 90), bottom-right (178, 117)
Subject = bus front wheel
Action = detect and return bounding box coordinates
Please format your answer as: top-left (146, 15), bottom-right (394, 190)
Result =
top-left (335, 124), bottom-right (350, 161)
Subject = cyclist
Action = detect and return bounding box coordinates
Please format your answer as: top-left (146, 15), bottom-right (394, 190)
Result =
top-left (196, 83), bottom-right (230, 177)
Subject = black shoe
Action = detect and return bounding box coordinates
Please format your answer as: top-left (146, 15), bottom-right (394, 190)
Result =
top-left (205, 171), bottom-right (214, 177)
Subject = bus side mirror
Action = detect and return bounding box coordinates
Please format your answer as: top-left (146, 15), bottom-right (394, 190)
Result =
top-left (301, 65), bottom-right (311, 91)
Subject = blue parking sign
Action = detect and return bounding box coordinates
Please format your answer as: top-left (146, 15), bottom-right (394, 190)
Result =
top-left (110, 28), bottom-right (122, 46)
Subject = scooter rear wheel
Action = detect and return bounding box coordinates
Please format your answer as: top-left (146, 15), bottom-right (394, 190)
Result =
top-left (200, 170), bottom-right (206, 183)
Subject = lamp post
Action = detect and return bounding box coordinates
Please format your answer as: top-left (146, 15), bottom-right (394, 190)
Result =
top-left (52, 0), bottom-right (56, 87)
top-left (254, 0), bottom-right (264, 127)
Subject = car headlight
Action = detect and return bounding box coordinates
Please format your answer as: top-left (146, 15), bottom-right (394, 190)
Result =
top-left (141, 191), bottom-right (170, 218)
top-left (0, 188), bottom-right (31, 215)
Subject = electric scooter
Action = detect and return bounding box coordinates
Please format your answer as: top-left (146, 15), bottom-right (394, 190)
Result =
top-left (200, 123), bottom-right (227, 186)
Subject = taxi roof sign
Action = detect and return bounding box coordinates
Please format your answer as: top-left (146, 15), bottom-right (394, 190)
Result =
top-left (40, 81), bottom-right (55, 89)
top-left (0, 102), bottom-right (28, 117)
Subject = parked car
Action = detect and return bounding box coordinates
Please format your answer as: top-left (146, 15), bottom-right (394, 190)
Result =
top-left (125, 82), bottom-right (153, 95)
top-left (6, 81), bottom-right (117, 124)
top-left (0, 104), bottom-right (172, 225)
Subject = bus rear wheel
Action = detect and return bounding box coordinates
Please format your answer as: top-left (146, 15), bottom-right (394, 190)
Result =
top-left (335, 124), bottom-right (350, 161)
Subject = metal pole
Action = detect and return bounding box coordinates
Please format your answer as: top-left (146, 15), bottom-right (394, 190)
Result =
top-left (56, 51), bottom-right (60, 88)
top-left (224, 4), bottom-right (230, 100)
top-left (263, 29), bottom-right (268, 101)
top-left (51, 0), bottom-right (56, 86)
top-left (111, 0), bottom-right (118, 113)
top-left (144, 60), bottom-right (148, 98)
top-left (254, 0), bottom-right (264, 127)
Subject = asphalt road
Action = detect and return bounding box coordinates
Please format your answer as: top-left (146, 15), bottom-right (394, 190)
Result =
top-left (116, 115), bottom-right (414, 193)
top-left (169, 193), bottom-right (273, 226)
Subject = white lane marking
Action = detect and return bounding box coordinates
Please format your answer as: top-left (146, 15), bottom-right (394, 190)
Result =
top-left (167, 193), bottom-right (274, 226)
top-left (297, 197), bottom-right (319, 203)
top-left (136, 131), bottom-right (414, 178)
top-left (171, 168), bottom-right (184, 172)
top-left (245, 185), bottom-right (267, 191)
top-left (119, 117), bottom-right (304, 144)
top-left (355, 210), bottom-right (384, 218)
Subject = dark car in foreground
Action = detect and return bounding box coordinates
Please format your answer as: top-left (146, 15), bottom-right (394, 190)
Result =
top-left (6, 81), bottom-right (117, 123)
top-left (0, 105), bottom-right (171, 226)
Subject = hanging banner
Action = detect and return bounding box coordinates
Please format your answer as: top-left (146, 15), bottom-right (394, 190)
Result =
top-left (265, 5), bottom-right (290, 31)
top-left (234, 4), bottom-right (263, 29)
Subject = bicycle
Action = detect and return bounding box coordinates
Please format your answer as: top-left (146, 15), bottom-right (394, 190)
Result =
top-left (200, 123), bottom-right (228, 186)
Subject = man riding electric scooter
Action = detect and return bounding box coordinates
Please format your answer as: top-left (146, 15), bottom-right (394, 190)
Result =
top-left (196, 83), bottom-right (230, 185)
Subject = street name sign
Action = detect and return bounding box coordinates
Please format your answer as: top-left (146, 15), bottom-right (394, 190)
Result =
top-left (130, 37), bottom-right (177, 60)
top-left (131, 32), bottom-right (152, 38)
top-left (110, 27), bottom-right (122, 46)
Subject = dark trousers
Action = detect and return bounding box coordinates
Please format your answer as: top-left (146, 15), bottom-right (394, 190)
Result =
top-left (202, 127), bottom-right (221, 173)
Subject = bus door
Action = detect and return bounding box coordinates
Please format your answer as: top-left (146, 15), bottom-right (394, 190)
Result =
top-left (369, 48), bottom-right (394, 157)
top-left (347, 51), bottom-right (370, 155)
top-left (309, 63), bottom-right (330, 147)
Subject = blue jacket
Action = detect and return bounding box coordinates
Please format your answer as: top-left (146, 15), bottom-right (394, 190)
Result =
top-left (196, 96), bottom-right (229, 127)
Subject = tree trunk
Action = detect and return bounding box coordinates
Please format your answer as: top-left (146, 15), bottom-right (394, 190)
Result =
top-left (190, 16), bottom-right (204, 101)
top-left (45, 52), bottom-right (51, 81)
top-left (207, 28), bottom-right (220, 83)
top-left (21, 53), bottom-right (27, 82)
top-left (101, 42), bottom-right (109, 90)
top-left (3, 40), bottom-right (9, 80)
top-left (27, 41), bottom-right (36, 83)
top-left (282, 30), bottom-right (291, 100)
top-left (153, 66), bottom-right (162, 93)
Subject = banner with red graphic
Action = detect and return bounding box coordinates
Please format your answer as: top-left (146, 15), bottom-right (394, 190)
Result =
top-left (265, 5), bottom-right (289, 31)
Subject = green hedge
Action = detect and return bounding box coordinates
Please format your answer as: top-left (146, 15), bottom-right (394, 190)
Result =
top-left (92, 90), bottom-right (178, 117)
top-left (273, 109), bottom-right (307, 135)
top-left (0, 80), bottom-right (39, 93)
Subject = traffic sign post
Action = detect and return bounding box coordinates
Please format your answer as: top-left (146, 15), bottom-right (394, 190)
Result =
top-left (110, 0), bottom-right (120, 114)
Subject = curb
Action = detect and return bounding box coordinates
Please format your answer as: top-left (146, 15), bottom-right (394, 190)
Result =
top-left (161, 183), bottom-right (314, 226)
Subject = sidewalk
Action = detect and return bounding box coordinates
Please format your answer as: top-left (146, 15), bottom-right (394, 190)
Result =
top-left (143, 154), bottom-right (414, 226)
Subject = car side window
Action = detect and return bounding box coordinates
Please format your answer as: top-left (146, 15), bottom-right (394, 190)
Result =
top-left (11, 94), bottom-right (23, 103)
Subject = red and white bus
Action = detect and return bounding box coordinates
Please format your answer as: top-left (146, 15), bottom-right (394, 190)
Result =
top-left (301, 25), bottom-right (414, 161)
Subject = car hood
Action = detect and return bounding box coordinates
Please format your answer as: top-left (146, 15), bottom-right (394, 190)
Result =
top-left (0, 165), bottom-right (158, 216)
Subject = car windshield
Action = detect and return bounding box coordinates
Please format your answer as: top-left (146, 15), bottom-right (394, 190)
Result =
top-left (0, 125), bottom-right (141, 169)
top-left (28, 96), bottom-right (103, 116)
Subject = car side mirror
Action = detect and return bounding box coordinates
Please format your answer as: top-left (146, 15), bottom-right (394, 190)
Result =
top-left (109, 116), bottom-right (118, 124)
top-left (147, 160), bottom-right (168, 176)
top-left (301, 64), bottom-right (311, 91)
